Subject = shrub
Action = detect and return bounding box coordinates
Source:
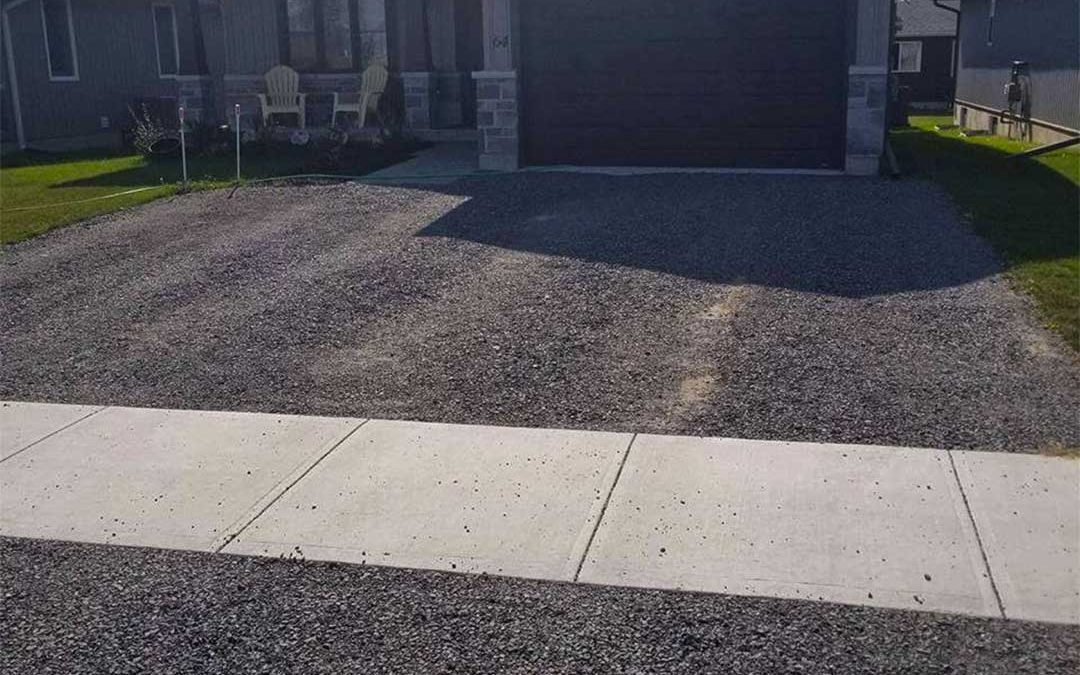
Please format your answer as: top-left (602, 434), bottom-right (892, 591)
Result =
top-left (127, 104), bottom-right (172, 157)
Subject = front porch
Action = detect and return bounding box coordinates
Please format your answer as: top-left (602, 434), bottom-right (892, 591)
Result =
top-left (214, 0), bottom-right (517, 171)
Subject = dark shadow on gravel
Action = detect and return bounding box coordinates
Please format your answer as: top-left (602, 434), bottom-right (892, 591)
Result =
top-left (416, 172), bottom-right (1003, 298)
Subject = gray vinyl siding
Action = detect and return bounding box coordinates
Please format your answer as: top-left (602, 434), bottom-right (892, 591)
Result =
top-left (956, 0), bottom-right (1079, 132)
top-left (221, 0), bottom-right (280, 74)
top-left (4, 0), bottom-right (203, 144)
top-left (0, 32), bottom-right (14, 143)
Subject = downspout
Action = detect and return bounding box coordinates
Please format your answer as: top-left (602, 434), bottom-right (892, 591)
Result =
top-left (1, 0), bottom-right (32, 150)
top-left (932, 1), bottom-right (961, 17)
top-left (932, 0), bottom-right (961, 108)
top-left (188, 0), bottom-right (209, 75)
top-left (420, 0), bottom-right (433, 71)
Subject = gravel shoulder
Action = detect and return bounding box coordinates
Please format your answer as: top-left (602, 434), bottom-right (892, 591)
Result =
top-left (2, 536), bottom-right (1076, 675)
top-left (1, 174), bottom-right (1076, 451)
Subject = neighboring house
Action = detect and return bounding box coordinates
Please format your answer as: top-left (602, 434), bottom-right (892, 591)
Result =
top-left (892, 0), bottom-right (957, 108)
top-left (4, 1), bottom-right (895, 175)
top-left (953, 0), bottom-right (1079, 144)
top-left (1, 0), bottom-right (219, 151)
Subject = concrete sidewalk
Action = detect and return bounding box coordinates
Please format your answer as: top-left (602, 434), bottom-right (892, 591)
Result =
top-left (1, 401), bottom-right (1076, 624)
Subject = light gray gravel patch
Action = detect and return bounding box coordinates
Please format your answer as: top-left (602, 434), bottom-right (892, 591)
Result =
top-left (1, 174), bottom-right (1076, 451)
top-left (2, 536), bottom-right (1076, 675)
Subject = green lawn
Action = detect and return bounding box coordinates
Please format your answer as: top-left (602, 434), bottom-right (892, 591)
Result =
top-left (0, 144), bottom-right (414, 244)
top-left (891, 116), bottom-right (1080, 351)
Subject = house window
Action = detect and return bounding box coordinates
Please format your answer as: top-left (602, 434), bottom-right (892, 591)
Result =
top-left (278, 0), bottom-right (359, 72)
top-left (40, 0), bottom-right (78, 80)
top-left (892, 41), bottom-right (922, 73)
top-left (153, 4), bottom-right (180, 78)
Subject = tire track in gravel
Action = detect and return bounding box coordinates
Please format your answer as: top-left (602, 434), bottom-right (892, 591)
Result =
top-left (294, 239), bottom-right (717, 427)
top-left (644, 283), bottom-right (754, 434)
top-left (291, 178), bottom-right (747, 432)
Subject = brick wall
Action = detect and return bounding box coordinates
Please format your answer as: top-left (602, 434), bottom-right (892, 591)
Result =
top-left (177, 76), bottom-right (216, 125)
top-left (401, 72), bottom-right (435, 130)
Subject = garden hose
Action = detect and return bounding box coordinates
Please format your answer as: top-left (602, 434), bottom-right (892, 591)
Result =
top-left (0, 185), bottom-right (170, 213)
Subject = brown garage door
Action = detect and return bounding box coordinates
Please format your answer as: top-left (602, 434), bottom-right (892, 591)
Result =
top-left (520, 0), bottom-right (849, 169)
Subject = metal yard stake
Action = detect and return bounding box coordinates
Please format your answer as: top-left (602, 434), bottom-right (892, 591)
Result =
top-left (178, 106), bottom-right (188, 186)
top-left (235, 104), bottom-right (241, 183)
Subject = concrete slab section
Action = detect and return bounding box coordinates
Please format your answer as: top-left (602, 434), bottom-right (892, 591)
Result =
top-left (225, 419), bottom-right (632, 580)
top-left (953, 451), bottom-right (1080, 624)
top-left (0, 401), bottom-right (103, 461)
top-left (365, 142), bottom-right (479, 184)
top-left (578, 435), bottom-right (1000, 618)
top-left (0, 406), bottom-right (363, 551)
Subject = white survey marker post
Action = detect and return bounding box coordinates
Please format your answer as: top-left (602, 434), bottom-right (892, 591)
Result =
top-left (178, 106), bottom-right (188, 186)
top-left (235, 104), bottom-right (241, 183)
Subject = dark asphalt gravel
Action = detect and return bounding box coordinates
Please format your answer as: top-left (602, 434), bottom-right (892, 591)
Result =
top-left (1, 174), bottom-right (1077, 451)
top-left (2, 537), bottom-right (1077, 674)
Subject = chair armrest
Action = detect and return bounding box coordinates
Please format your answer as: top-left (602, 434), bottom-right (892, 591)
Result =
top-left (256, 93), bottom-right (268, 108)
top-left (332, 92), bottom-right (340, 106)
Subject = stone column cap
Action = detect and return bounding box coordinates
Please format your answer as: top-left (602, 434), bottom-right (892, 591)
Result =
top-left (472, 70), bottom-right (517, 80)
top-left (848, 65), bottom-right (888, 75)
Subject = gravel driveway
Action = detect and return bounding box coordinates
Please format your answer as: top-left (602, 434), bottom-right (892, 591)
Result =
top-left (1, 173), bottom-right (1076, 451)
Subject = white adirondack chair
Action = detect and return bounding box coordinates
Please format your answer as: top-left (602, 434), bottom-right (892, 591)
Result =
top-left (257, 65), bottom-right (306, 128)
top-left (331, 63), bottom-right (389, 129)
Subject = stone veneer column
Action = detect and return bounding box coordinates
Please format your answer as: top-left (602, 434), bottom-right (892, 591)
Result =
top-left (401, 71), bottom-right (435, 130)
top-left (845, 0), bottom-right (891, 175)
top-left (473, 71), bottom-right (518, 171)
top-left (395, 0), bottom-right (434, 131)
top-left (471, 0), bottom-right (519, 170)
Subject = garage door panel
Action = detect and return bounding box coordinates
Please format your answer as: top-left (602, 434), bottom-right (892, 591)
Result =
top-left (522, 0), bottom-right (847, 168)
top-left (529, 71), bottom-right (710, 100)
top-left (543, 17), bottom-right (726, 43)
top-left (531, 133), bottom-right (833, 169)
top-left (532, 92), bottom-right (841, 131)
top-left (545, 42), bottom-right (741, 74)
top-left (532, 44), bottom-right (842, 84)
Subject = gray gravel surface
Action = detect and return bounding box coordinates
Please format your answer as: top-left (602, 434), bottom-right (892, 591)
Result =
top-left (2, 536), bottom-right (1076, 675)
top-left (1, 174), bottom-right (1077, 451)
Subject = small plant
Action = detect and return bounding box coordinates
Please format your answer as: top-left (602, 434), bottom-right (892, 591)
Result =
top-left (301, 126), bottom-right (350, 173)
top-left (190, 123), bottom-right (234, 156)
top-left (127, 104), bottom-right (173, 157)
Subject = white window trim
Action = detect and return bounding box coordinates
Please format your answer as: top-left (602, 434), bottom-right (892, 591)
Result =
top-left (40, 0), bottom-right (79, 82)
top-left (893, 41), bottom-right (923, 74)
top-left (152, 2), bottom-right (181, 79)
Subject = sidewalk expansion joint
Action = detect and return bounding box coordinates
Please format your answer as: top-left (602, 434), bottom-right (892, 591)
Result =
top-left (947, 450), bottom-right (1006, 619)
top-left (0, 405), bottom-right (108, 464)
top-left (574, 432), bottom-right (637, 582)
top-left (214, 419), bottom-right (370, 554)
